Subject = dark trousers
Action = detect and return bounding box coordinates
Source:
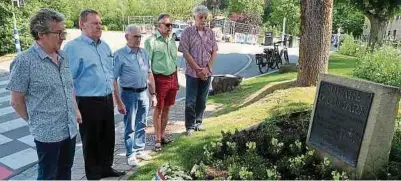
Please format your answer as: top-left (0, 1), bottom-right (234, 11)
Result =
top-left (35, 136), bottom-right (76, 180)
top-left (76, 94), bottom-right (115, 180)
top-left (185, 75), bottom-right (211, 130)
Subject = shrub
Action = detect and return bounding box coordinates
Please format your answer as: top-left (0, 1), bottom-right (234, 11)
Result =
top-left (0, 3), bottom-right (17, 56)
top-left (107, 23), bottom-right (121, 31)
top-left (352, 46), bottom-right (401, 87)
top-left (65, 19), bottom-right (74, 28)
top-left (0, 2), bottom-right (34, 55)
top-left (191, 102), bottom-right (401, 179)
top-left (339, 34), bottom-right (359, 57)
top-left (191, 106), bottom-right (350, 180)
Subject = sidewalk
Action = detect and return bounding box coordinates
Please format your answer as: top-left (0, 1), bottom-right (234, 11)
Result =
top-left (9, 98), bottom-right (220, 180)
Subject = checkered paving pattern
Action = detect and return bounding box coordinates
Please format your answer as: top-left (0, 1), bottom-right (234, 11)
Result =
top-left (0, 76), bottom-right (37, 180)
top-left (0, 75), bottom-right (128, 180)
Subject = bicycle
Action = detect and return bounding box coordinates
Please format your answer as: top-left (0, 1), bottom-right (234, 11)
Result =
top-left (255, 40), bottom-right (288, 74)
top-left (280, 41), bottom-right (289, 64)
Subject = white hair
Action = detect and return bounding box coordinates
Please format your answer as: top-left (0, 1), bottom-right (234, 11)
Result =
top-left (192, 5), bottom-right (209, 16)
top-left (125, 24), bottom-right (139, 35)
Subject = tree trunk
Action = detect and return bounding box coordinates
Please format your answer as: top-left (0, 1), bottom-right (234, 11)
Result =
top-left (296, 0), bottom-right (333, 87)
top-left (366, 14), bottom-right (388, 52)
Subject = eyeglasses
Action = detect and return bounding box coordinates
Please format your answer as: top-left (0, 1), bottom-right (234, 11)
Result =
top-left (161, 23), bottom-right (172, 28)
top-left (46, 31), bottom-right (67, 38)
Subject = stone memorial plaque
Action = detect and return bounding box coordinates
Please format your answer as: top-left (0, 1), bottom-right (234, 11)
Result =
top-left (309, 81), bottom-right (374, 167)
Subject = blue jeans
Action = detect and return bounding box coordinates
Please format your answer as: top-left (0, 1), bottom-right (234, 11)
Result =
top-left (185, 75), bottom-right (211, 130)
top-left (121, 90), bottom-right (149, 157)
top-left (35, 136), bottom-right (76, 180)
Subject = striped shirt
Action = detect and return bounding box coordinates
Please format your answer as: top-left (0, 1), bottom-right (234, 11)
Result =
top-left (178, 26), bottom-right (218, 78)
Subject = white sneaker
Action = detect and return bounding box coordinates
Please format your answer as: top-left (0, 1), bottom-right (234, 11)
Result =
top-left (127, 156), bottom-right (138, 166)
top-left (136, 151), bottom-right (152, 161)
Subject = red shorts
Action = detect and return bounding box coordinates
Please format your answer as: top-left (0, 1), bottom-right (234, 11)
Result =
top-left (153, 72), bottom-right (179, 109)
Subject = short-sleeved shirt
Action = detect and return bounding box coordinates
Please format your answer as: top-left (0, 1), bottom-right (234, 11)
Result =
top-left (7, 42), bottom-right (77, 143)
top-left (113, 46), bottom-right (151, 88)
top-left (144, 31), bottom-right (178, 76)
top-left (178, 26), bottom-right (218, 78)
top-left (63, 34), bottom-right (114, 96)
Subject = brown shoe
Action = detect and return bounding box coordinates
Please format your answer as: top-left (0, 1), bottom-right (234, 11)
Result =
top-left (161, 137), bottom-right (173, 145)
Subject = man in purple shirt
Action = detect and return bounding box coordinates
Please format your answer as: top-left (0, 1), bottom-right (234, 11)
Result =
top-left (178, 5), bottom-right (218, 136)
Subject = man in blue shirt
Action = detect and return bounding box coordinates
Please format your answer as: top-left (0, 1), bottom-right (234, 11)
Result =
top-left (8, 8), bottom-right (79, 180)
top-left (63, 9), bottom-right (124, 179)
top-left (113, 25), bottom-right (157, 166)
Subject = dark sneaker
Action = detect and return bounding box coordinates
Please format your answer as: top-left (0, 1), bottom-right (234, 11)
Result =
top-left (101, 168), bottom-right (125, 178)
top-left (195, 126), bottom-right (206, 131)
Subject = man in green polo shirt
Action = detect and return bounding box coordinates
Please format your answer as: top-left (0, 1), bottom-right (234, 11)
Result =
top-left (145, 13), bottom-right (178, 151)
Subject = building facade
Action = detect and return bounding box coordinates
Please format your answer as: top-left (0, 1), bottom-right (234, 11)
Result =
top-left (363, 16), bottom-right (401, 40)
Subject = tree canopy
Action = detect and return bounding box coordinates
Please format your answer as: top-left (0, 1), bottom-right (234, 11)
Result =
top-left (264, 0), bottom-right (301, 36)
top-left (228, 0), bottom-right (265, 25)
top-left (342, 0), bottom-right (401, 49)
top-left (332, 0), bottom-right (364, 37)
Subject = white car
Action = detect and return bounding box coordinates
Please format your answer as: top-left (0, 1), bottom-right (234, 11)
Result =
top-left (172, 21), bottom-right (189, 41)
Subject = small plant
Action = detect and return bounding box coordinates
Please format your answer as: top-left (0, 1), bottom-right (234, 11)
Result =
top-left (154, 163), bottom-right (192, 180)
top-left (332, 171), bottom-right (349, 180)
top-left (194, 108), bottom-right (350, 180)
top-left (266, 166), bottom-right (281, 180)
top-left (238, 167), bottom-right (254, 180)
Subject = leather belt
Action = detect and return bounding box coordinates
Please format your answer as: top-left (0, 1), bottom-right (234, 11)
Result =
top-left (121, 87), bottom-right (147, 93)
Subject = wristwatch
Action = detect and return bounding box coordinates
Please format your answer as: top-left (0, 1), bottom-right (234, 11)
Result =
top-left (150, 92), bottom-right (157, 96)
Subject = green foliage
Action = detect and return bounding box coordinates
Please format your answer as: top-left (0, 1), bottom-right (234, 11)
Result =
top-left (228, 0), bottom-right (264, 25)
top-left (333, 0), bottom-right (364, 37)
top-left (338, 34), bottom-right (359, 56)
top-left (388, 116), bottom-right (401, 179)
top-left (203, 0), bottom-right (229, 16)
top-left (343, 0), bottom-right (401, 50)
top-left (353, 46), bottom-right (401, 87)
top-left (192, 98), bottom-right (401, 179)
top-left (155, 163), bottom-right (193, 180)
top-left (347, 0), bottom-right (401, 20)
top-left (228, 0), bottom-right (264, 15)
top-left (0, 1), bottom-right (32, 55)
top-left (0, 2), bottom-right (14, 56)
top-left (193, 105), bottom-right (350, 180)
top-left (265, 0), bottom-right (300, 36)
top-left (64, 20), bottom-right (74, 28)
top-left (106, 24), bottom-right (120, 31)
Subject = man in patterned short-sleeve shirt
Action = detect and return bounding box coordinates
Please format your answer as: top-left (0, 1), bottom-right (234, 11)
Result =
top-left (178, 5), bottom-right (218, 136)
top-left (7, 8), bottom-right (80, 180)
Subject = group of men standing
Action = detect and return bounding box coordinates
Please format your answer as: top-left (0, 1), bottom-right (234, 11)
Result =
top-left (7, 4), bottom-right (217, 180)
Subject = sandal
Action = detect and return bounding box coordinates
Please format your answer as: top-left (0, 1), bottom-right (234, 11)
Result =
top-left (161, 137), bottom-right (173, 145)
top-left (154, 140), bottom-right (162, 152)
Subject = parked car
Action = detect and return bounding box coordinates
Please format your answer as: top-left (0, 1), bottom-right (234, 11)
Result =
top-left (172, 21), bottom-right (189, 41)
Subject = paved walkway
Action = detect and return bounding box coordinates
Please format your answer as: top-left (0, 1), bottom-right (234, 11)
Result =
top-left (8, 98), bottom-right (220, 180)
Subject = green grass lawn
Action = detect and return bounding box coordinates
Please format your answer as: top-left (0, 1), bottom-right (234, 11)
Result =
top-left (129, 53), bottom-right (358, 180)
